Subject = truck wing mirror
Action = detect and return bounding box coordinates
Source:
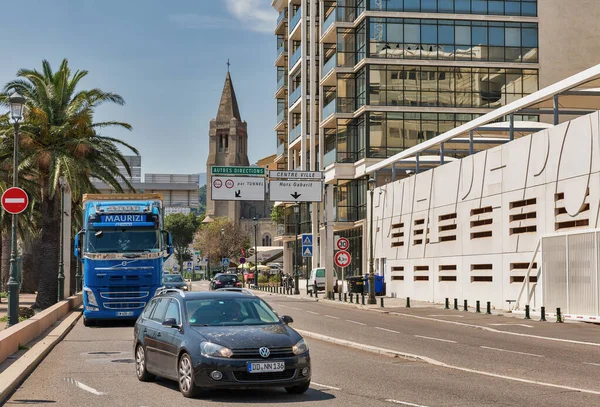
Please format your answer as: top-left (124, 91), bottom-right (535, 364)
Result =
top-left (162, 231), bottom-right (174, 257)
top-left (74, 230), bottom-right (85, 259)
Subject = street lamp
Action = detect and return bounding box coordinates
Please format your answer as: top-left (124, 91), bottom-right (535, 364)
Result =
top-left (253, 216), bottom-right (258, 289)
top-left (6, 92), bottom-right (26, 327)
top-left (293, 205), bottom-right (300, 295)
top-left (368, 177), bottom-right (377, 304)
top-left (57, 177), bottom-right (66, 301)
top-left (220, 228), bottom-right (225, 274)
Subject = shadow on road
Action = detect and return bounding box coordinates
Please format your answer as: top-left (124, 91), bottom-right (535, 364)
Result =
top-left (84, 319), bottom-right (137, 328)
top-left (154, 378), bottom-right (335, 403)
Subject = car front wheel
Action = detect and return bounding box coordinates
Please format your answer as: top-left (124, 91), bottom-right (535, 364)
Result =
top-left (285, 380), bottom-right (311, 394)
top-left (135, 344), bottom-right (155, 382)
top-left (178, 353), bottom-right (201, 398)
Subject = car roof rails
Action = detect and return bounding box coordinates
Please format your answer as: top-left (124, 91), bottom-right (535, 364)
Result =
top-left (155, 287), bottom-right (185, 297)
top-left (214, 288), bottom-right (256, 296)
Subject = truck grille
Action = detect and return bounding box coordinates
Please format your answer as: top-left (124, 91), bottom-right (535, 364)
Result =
top-left (230, 347), bottom-right (294, 359)
top-left (100, 291), bottom-right (149, 300)
top-left (103, 302), bottom-right (145, 310)
top-left (233, 369), bottom-right (296, 382)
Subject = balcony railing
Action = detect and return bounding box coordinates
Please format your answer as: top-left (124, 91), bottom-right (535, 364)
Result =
top-left (276, 110), bottom-right (286, 124)
top-left (277, 43), bottom-right (286, 57)
top-left (289, 47), bottom-right (301, 68)
top-left (277, 224), bottom-right (296, 237)
top-left (277, 142), bottom-right (287, 157)
top-left (289, 85), bottom-right (301, 106)
top-left (337, 97), bottom-right (355, 113)
top-left (289, 7), bottom-right (301, 33)
top-left (323, 149), bottom-right (337, 167)
top-left (289, 124), bottom-right (302, 142)
top-left (321, 54), bottom-right (336, 78)
top-left (322, 99), bottom-right (336, 120)
top-left (322, 10), bottom-right (335, 33)
top-left (277, 10), bottom-right (286, 26)
top-left (276, 76), bottom-right (287, 91)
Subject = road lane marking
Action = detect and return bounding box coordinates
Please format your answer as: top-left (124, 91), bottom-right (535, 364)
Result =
top-left (584, 362), bottom-right (600, 367)
top-left (64, 378), bottom-right (106, 395)
top-left (376, 327), bottom-right (400, 334)
top-left (277, 304), bottom-right (288, 308)
top-left (388, 312), bottom-right (600, 348)
top-left (325, 315), bottom-right (340, 319)
top-left (386, 399), bottom-right (429, 407)
top-left (307, 311), bottom-right (319, 315)
top-left (480, 346), bottom-right (543, 358)
top-left (346, 319), bottom-right (367, 326)
top-left (289, 307), bottom-right (302, 311)
top-left (488, 323), bottom-right (533, 328)
top-left (414, 335), bottom-right (456, 344)
top-left (296, 329), bottom-right (600, 396)
top-left (312, 382), bottom-right (341, 390)
top-left (429, 314), bottom-right (463, 318)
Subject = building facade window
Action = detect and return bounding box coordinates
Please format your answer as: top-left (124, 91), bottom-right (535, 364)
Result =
top-left (367, 0), bottom-right (537, 17)
top-left (262, 234), bottom-right (272, 246)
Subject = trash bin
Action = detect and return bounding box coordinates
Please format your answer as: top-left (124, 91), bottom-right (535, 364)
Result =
top-left (347, 276), bottom-right (365, 293)
top-left (365, 275), bottom-right (385, 296)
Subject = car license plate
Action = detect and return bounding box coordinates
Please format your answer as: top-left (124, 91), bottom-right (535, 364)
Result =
top-left (247, 361), bottom-right (285, 373)
top-left (116, 311), bottom-right (134, 317)
top-left (225, 284), bottom-right (233, 287)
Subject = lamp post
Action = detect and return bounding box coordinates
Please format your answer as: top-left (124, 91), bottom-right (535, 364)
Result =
top-left (57, 177), bottom-right (66, 301)
top-left (220, 228), bottom-right (225, 274)
top-left (368, 177), bottom-right (377, 304)
top-left (253, 216), bottom-right (258, 289)
top-left (293, 205), bottom-right (300, 295)
top-left (6, 92), bottom-right (26, 327)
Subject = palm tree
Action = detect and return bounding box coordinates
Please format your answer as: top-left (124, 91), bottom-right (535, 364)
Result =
top-left (0, 59), bottom-right (138, 309)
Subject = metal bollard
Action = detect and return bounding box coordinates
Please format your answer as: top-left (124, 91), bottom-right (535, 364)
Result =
top-left (361, 294), bottom-right (365, 305)
top-left (406, 297), bottom-right (411, 308)
top-left (344, 293), bottom-right (347, 302)
top-left (476, 300), bottom-right (481, 313)
top-left (525, 305), bottom-right (531, 320)
top-left (339, 291), bottom-right (342, 301)
top-left (309, 290), bottom-right (313, 298)
top-left (315, 289), bottom-right (318, 299)
top-left (453, 298), bottom-right (459, 311)
top-left (463, 300), bottom-right (468, 311)
top-left (445, 298), bottom-right (450, 309)
top-left (380, 297), bottom-right (384, 308)
top-left (540, 306), bottom-right (546, 322)
top-left (486, 301), bottom-right (492, 315)
top-left (556, 307), bottom-right (563, 323)
top-left (356, 294), bottom-right (359, 304)
top-left (350, 293), bottom-right (353, 303)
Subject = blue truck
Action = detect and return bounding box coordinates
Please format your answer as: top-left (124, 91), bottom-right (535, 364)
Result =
top-left (74, 194), bottom-right (173, 326)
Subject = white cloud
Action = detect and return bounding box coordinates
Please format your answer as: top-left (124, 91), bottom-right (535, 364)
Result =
top-left (224, 0), bottom-right (277, 34)
top-left (169, 13), bottom-right (235, 30)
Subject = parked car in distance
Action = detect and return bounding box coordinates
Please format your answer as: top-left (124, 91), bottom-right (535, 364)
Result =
top-left (133, 291), bottom-right (311, 398)
top-left (306, 268), bottom-right (338, 294)
top-left (209, 273), bottom-right (242, 290)
top-left (162, 273), bottom-right (189, 291)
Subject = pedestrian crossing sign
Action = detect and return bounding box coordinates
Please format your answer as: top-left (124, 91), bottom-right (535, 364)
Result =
top-left (302, 234), bottom-right (313, 245)
top-left (302, 246), bottom-right (313, 257)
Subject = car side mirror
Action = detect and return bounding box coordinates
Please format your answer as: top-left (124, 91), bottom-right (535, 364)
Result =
top-left (162, 318), bottom-right (179, 328)
top-left (281, 315), bottom-right (293, 325)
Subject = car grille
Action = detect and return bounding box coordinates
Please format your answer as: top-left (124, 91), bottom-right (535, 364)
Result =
top-left (230, 347), bottom-right (295, 359)
top-left (233, 369), bottom-right (296, 382)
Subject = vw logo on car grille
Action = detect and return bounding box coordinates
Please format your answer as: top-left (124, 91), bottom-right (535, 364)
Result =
top-left (259, 347), bottom-right (270, 358)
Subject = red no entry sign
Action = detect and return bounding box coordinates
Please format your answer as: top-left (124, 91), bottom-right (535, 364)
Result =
top-left (1, 187), bottom-right (29, 214)
top-left (334, 250), bottom-right (352, 268)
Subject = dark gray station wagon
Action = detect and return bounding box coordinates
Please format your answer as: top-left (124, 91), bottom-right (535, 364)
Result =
top-left (133, 289), bottom-right (311, 398)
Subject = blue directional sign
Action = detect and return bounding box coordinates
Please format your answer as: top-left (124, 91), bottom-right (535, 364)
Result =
top-left (301, 234), bottom-right (313, 257)
top-left (222, 258), bottom-right (230, 268)
top-left (194, 265), bottom-right (200, 271)
top-left (302, 246), bottom-right (313, 257)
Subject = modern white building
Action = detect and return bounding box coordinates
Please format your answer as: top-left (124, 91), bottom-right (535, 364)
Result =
top-left (271, 0), bottom-right (600, 289)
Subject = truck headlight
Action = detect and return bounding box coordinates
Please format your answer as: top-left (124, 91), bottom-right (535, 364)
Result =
top-left (83, 287), bottom-right (98, 307)
top-left (292, 339), bottom-right (309, 355)
top-left (200, 342), bottom-right (233, 358)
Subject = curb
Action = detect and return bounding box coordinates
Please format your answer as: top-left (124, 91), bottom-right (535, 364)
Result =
top-left (0, 308), bottom-right (82, 404)
top-left (295, 328), bottom-right (440, 365)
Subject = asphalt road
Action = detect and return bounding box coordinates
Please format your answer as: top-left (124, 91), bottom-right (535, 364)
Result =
top-left (4, 283), bottom-right (600, 406)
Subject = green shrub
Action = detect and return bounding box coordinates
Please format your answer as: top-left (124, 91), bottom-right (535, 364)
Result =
top-left (0, 292), bottom-right (7, 298)
top-left (258, 274), bottom-right (268, 283)
top-left (269, 274), bottom-right (281, 283)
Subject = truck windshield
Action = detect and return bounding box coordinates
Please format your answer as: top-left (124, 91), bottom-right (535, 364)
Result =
top-left (85, 228), bottom-right (160, 253)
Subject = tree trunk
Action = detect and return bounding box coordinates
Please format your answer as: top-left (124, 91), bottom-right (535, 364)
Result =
top-left (1, 221), bottom-right (11, 291)
top-left (21, 236), bottom-right (41, 294)
top-left (34, 193), bottom-right (60, 309)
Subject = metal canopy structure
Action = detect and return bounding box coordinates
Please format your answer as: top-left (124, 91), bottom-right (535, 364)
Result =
top-left (366, 63), bottom-right (600, 179)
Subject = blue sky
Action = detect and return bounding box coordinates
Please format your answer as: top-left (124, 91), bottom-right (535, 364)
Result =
top-left (1, 0), bottom-right (277, 176)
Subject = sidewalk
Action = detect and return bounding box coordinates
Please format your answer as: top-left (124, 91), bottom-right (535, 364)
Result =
top-left (0, 293), bottom-right (37, 331)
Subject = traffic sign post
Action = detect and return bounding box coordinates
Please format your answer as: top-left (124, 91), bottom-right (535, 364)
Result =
top-left (335, 250), bottom-right (351, 268)
top-left (1, 187), bottom-right (29, 214)
top-left (269, 180), bottom-right (323, 202)
top-left (239, 257), bottom-right (246, 264)
top-left (212, 166), bottom-right (265, 176)
top-left (211, 176), bottom-right (265, 201)
top-left (301, 234), bottom-right (313, 257)
top-left (336, 237), bottom-right (350, 251)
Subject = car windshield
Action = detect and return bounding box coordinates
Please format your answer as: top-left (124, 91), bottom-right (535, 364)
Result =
top-left (217, 275), bottom-right (238, 283)
top-left (186, 297), bottom-right (280, 326)
top-left (164, 274), bottom-right (183, 282)
top-left (85, 228), bottom-right (160, 253)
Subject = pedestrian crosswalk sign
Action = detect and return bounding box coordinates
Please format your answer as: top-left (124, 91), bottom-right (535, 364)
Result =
top-left (302, 234), bottom-right (313, 245)
top-left (302, 246), bottom-right (313, 257)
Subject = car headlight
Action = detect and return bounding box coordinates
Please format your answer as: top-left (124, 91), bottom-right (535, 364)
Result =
top-left (83, 287), bottom-right (98, 306)
top-left (200, 342), bottom-right (233, 358)
top-left (292, 339), bottom-right (309, 355)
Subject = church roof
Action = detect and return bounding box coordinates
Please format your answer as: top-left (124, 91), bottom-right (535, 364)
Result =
top-left (216, 72), bottom-right (242, 122)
